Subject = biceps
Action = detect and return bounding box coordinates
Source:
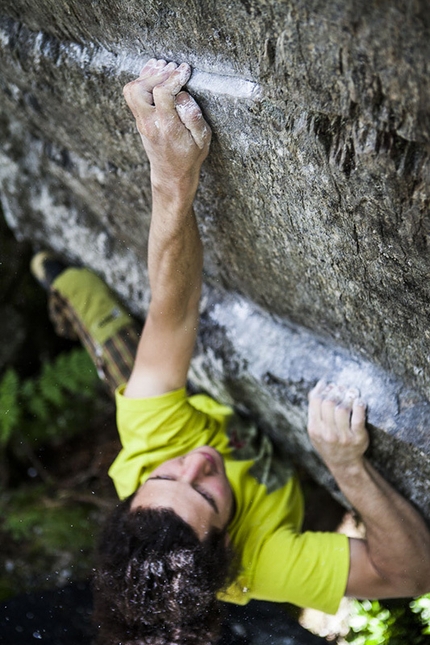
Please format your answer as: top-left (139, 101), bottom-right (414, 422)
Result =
top-left (124, 308), bottom-right (197, 398)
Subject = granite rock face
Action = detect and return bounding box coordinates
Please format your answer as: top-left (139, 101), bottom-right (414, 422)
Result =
top-left (0, 1), bottom-right (429, 518)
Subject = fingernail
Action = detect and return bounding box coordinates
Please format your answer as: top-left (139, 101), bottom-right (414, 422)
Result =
top-left (155, 59), bottom-right (166, 67)
top-left (329, 384), bottom-right (348, 401)
top-left (177, 63), bottom-right (191, 80)
top-left (322, 383), bottom-right (335, 396)
top-left (345, 387), bottom-right (359, 400)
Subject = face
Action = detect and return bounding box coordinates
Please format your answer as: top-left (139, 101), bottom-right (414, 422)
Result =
top-left (131, 446), bottom-right (234, 540)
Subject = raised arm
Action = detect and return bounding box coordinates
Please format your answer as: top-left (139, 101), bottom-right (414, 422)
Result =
top-left (308, 381), bottom-right (430, 599)
top-left (122, 59), bottom-right (211, 398)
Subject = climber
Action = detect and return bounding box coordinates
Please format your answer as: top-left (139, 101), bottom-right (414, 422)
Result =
top-left (32, 59), bottom-right (430, 645)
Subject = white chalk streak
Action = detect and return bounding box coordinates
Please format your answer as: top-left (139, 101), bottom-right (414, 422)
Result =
top-left (188, 69), bottom-right (262, 101)
top-left (78, 47), bottom-right (262, 101)
top-left (0, 19), bottom-right (263, 102)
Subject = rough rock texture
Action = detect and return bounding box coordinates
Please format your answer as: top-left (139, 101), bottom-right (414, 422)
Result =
top-left (0, 1), bottom-right (429, 519)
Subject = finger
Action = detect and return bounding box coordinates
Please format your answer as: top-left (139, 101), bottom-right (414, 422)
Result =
top-left (139, 58), bottom-right (163, 78)
top-left (321, 397), bottom-right (337, 431)
top-left (307, 379), bottom-right (326, 430)
top-left (321, 384), bottom-right (344, 432)
top-left (153, 63), bottom-right (192, 115)
top-left (140, 60), bottom-right (177, 82)
top-left (308, 378), bottom-right (327, 401)
top-left (307, 396), bottom-right (322, 433)
top-left (335, 387), bottom-right (360, 432)
top-left (351, 398), bottom-right (367, 435)
top-left (334, 396), bottom-right (353, 439)
top-left (175, 92), bottom-right (212, 149)
top-left (326, 384), bottom-right (346, 402)
top-left (123, 61), bottom-right (177, 113)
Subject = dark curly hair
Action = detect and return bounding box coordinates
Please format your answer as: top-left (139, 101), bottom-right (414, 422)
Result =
top-left (92, 493), bottom-right (238, 645)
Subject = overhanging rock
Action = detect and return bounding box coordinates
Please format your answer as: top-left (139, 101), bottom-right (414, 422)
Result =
top-left (0, 2), bottom-right (429, 520)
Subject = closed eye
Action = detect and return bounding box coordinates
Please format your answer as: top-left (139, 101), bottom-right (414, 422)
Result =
top-left (194, 485), bottom-right (217, 511)
top-left (146, 475), bottom-right (219, 514)
top-left (148, 475), bottom-right (175, 482)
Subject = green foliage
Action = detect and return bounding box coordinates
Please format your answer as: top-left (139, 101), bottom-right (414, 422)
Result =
top-left (346, 597), bottom-right (430, 645)
top-left (0, 368), bottom-right (20, 445)
top-left (411, 595), bottom-right (430, 635)
top-left (0, 348), bottom-right (99, 451)
top-left (0, 348), bottom-right (112, 599)
top-left (2, 485), bottom-right (95, 551)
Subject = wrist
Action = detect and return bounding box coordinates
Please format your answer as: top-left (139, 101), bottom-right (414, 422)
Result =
top-left (151, 176), bottom-right (198, 212)
top-left (151, 162), bottom-right (200, 195)
top-left (328, 457), bottom-right (368, 483)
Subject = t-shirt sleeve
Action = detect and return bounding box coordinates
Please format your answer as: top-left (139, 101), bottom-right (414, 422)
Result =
top-left (252, 529), bottom-right (350, 614)
top-left (108, 386), bottom-right (231, 499)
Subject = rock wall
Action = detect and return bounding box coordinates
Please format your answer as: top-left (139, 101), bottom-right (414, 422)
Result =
top-left (0, 1), bottom-right (429, 518)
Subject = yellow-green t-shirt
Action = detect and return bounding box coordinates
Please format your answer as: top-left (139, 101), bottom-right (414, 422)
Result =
top-left (109, 387), bottom-right (349, 615)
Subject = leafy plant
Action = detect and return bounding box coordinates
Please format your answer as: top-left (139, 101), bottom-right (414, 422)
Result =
top-left (0, 347), bottom-right (99, 455)
top-left (346, 596), bottom-right (430, 645)
top-left (0, 368), bottom-right (20, 446)
top-left (411, 595), bottom-right (430, 635)
top-left (0, 348), bottom-right (113, 598)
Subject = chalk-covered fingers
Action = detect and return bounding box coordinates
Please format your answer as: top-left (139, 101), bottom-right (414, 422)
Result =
top-left (123, 59), bottom-right (212, 193)
top-left (308, 379), bottom-right (369, 469)
top-left (176, 91), bottom-right (212, 150)
top-left (334, 387), bottom-right (359, 437)
top-left (308, 381), bottom-right (344, 440)
top-left (123, 60), bottom-right (178, 134)
top-left (321, 384), bottom-right (346, 437)
top-left (152, 63), bottom-right (192, 116)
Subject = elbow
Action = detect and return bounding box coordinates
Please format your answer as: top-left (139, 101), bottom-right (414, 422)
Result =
top-left (386, 566), bottom-right (430, 598)
top-left (411, 571), bottom-right (430, 597)
top-left (403, 550), bottom-right (430, 597)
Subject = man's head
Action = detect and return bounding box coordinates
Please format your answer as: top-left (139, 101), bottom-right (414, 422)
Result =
top-left (131, 445), bottom-right (235, 539)
top-left (93, 448), bottom-right (238, 645)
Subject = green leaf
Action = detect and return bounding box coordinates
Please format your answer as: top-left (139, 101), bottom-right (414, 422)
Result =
top-left (0, 368), bottom-right (21, 445)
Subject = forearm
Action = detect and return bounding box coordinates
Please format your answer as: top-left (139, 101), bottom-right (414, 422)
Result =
top-left (308, 382), bottom-right (430, 598)
top-left (332, 457), bottom-right (430, 595)
top-left (148, 183), bottom-right (203, 320)
top-left (122, 60), bottom-right (211, 397)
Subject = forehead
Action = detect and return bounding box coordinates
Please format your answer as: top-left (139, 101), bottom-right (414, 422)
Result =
top-left (132, 478), bottom-right (217, 539)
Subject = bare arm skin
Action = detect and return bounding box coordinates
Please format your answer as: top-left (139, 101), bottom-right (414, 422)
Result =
top-left (122, 60), bottom-right (211, 398)
top-left (308, 381), bottom-right (430, 599)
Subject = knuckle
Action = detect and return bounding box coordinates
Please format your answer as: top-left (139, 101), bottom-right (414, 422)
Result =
top-left (307, 425), bottom-right (319, 439)
top-left (322, 398), bottom-right (336, 409)
top-left (152, 83), bottom-right (164, 97)
top-left (185, 105), bottom-right (201, 121)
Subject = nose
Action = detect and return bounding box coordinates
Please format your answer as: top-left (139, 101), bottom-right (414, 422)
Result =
top-left (180, 452), bottom-right (212, 482)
